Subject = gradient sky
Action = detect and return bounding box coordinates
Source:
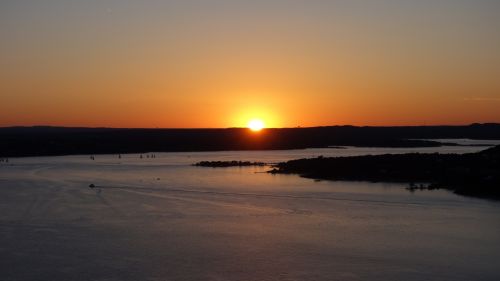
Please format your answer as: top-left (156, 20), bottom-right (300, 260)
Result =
top-left (1, 0), bottom-right (500, 128)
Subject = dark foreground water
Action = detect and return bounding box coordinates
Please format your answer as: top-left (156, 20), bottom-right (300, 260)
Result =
top-left (1, 145), bottom-right (500, 281)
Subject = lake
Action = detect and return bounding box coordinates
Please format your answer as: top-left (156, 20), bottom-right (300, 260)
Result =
top-left (1, 144), bottom-right (500, 280)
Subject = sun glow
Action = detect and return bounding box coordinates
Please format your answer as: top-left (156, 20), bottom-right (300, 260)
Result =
top-left (248, 119), bottom-right (265, 131)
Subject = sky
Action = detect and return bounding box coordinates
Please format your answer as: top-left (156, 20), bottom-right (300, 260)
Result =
top-left (1, 0), bottom-right (499, 128)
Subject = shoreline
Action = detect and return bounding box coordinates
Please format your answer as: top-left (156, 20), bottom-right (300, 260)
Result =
top-left (267, 146), bottom-right (500, 200)
top-left (2, 124), bottom-right (500, 158)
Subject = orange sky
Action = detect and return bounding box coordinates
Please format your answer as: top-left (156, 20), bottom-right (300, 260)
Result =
top-left (1, 1), bottom-right (499, 128)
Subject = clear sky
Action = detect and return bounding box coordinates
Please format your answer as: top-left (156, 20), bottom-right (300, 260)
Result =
top-left (1, 0), bottom-right (499, 128)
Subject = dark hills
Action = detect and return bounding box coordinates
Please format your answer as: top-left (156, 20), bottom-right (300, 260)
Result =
top-left (1, 124), bottom-right (500, 157)
top-left (269, 145), bottom-right (500, 199)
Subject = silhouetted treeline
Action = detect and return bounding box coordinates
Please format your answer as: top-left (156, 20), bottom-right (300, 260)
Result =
top-left (270, 145), bottom-right (500, 199)
top-left (193, 161), bottom-right (266, 167)
top-left (0, 123), bottom-right (499, 157)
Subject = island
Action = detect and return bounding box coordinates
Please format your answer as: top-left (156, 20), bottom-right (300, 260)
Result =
top-left (193, 161), bottom-right (267, 167)
top-left (268, 145), bottom-right (500, 199)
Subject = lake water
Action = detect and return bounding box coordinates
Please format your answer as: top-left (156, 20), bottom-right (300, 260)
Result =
top-left (1, 144), bottom-right (500, 280)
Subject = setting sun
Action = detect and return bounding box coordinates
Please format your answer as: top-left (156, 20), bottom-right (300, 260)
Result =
top-left (248, 119), bottom-right (265, 131)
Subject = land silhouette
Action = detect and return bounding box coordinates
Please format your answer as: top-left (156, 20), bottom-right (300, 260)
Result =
top-left (1, 123), bottom-right (500, 157)
top-left (268, 145), bottom-right (500, 199)
top-left (194, 161), bottom-right (267, 167)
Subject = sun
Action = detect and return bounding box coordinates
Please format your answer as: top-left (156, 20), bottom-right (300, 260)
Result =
top-left (248, 119), bottom-right (265, 131)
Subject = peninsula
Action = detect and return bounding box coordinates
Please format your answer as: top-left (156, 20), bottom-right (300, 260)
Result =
top-left (269, 145), bottom-right (500, 199)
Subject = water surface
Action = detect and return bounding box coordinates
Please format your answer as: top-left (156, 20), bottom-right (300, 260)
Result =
top-left (0, 144), bottom-right (499, 280)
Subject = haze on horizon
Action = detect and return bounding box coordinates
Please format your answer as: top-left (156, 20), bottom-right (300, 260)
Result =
top-left (1, 0), bottom-right (500, 128)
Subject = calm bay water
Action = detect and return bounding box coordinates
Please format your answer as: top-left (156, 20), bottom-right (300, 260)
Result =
top-left (1, 144), bottom-right (500, 280)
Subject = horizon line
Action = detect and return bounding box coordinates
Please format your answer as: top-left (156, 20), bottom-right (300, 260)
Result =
top-left (1, 123), bottom-right (499, 130)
